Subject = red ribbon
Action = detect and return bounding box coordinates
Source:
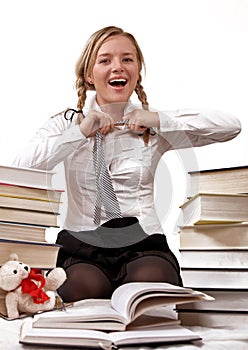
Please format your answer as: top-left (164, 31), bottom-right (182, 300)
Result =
top-left (20, 269), bottom-right (50, 304)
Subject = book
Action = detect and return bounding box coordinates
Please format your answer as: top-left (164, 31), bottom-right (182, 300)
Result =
top-left (178, 310), bottom-right (248, 328)
top-left (180, 249), bottom-right (248, 268)
top-left (0, 289), bottom-right (7, 316)
top-left (0, 165), bottom-right (56, 190)
top-left (181, 268), bottom-right (248, 289)
top-left (33, 303), bottom-right (179, 332)
top-left (0, 193), bottom-right (61, 213)
top-left (180, 193), bottom-right (248, 225)
top-left (0, 207), bottom-right (59, 227)
top-left (0, 222), bottom-right (47, 242)
top-left (179, 223), bottom-right (248, 249)
top-left (176, 289), bottom-right (248, 312)
top-left (0, 238), bottom-right (61, 269)
top-left (0, 182), bottom-right (63, 202)
top-left (188, 165), bottom-right (248, 197)
top-left (20, 319), bottom-right (202, 349)
top-left (32, 282), bottom-right (213, 331)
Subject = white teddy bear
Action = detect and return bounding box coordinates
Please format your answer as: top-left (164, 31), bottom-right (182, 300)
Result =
top-left (0, 253), bottom-right (66, 319)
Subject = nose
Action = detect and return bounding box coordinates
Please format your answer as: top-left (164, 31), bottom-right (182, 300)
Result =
top-left (112, 58), bottom-right (124, 72)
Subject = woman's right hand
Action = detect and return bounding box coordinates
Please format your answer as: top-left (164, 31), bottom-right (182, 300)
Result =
top-left (79, 110), bottom-right (115, 138)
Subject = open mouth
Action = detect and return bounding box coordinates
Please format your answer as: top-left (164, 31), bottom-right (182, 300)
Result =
top-left (108, 79), bottom-right (127, 87)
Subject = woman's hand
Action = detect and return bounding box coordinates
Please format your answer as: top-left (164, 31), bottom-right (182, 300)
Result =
top-left (123, 110), bottom-right (160, 133)
top-left (79, 110), bottom-right (115, 137)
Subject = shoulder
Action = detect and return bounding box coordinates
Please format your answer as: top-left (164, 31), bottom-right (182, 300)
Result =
top-left (48, 108), bottom-right (79, 127)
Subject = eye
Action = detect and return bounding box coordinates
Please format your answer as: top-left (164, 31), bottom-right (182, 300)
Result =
top-left (99, 58), bottom-right (109, 64)
top-left (13, 270), bottom-right (17, 274)
top-left (123, 57), bottom-right (133, 62)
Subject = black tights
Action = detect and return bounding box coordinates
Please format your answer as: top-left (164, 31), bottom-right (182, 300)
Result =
top-left (58, 256), bottom-right (181, 303)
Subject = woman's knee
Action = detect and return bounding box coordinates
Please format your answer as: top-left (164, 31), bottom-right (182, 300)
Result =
top-left (58, 263), bottom-right (114, 302)
top-left (123, 256), bottom-right (181, 285)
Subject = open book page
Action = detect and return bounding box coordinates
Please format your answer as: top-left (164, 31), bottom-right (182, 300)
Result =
top-left (111, 282), bottom-right (213, 322)
top-left (32, 283), bottom-right (213, 331)
top-left (33, 299), bottom-right (128, 329)
top-left (126, 313), bottom-right (180, 330)
top-left (20, 318), bottom-right (201, 348)
top-left (33, 300), bottom-right (179, 331)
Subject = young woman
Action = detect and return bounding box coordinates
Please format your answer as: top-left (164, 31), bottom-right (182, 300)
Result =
top-left (13, 26), bottom-right (241, 302)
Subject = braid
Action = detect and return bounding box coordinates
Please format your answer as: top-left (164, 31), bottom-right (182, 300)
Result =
top-left (75, 78), bottom-right (87, 124)
top-left (135, 75), bottom-right (150, 144)
top-left (135, 75), bottom-right (149, 109)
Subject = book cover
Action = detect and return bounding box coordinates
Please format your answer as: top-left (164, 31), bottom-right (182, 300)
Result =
top-left (179, 223), bottom-right (248, 249)
top-left (20, 319), bottom-right (202, 348)
top-left (0, 165), bottom-right (56, 190)
top-left (176, 289), bottom-right (248, 312)
top-left (0, 222), bottom-right (47, 242)
top-left (180, 249), bottom-right (248, 268)
top-left (0, 207), bottom-right (59, 227)
top-left (180, 193), bottom-right (248, 225)
top-left (178, 309), bottom-right (248, 328)
top-left (0, 238), bottom-right (61, 269)
top-left (0, 182), bottom-right (63, 202)
top-left (188, 165), bottom-right (248, 196)
top-left (181, 268), bottom-right (248, 289)
top-left (0, 193), bottom-right (61, 213)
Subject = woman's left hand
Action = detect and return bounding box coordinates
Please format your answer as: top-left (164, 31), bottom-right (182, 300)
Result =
top-left (123, 110), bottom-right (160, 132)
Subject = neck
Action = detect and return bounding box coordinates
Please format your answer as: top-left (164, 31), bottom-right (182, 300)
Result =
top-left (98, 101), bottom-right (128, 121)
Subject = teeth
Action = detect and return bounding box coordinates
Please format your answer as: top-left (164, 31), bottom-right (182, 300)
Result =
top-left (109, 79), bottom-right (127, 85)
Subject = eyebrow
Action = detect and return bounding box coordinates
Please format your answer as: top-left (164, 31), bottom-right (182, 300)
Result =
top-left (97, 52), bottom-right (135, 58)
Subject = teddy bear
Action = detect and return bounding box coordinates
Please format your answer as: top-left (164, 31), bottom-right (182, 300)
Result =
top-left (0, 253), bottom-right (67, 319)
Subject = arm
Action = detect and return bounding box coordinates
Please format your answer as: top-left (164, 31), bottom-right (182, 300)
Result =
top-left (157, 109), bottom-right (241, 150)
top-left (124, 108), bottom-right (241, 149)
top-left (13, 109), bottom-right (117, 170)
top-left (13, 111), bottom-right (87, 170)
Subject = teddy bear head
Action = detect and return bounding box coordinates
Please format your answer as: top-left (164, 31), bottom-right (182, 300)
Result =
top-left (0, 254), bottom-right (31, 291)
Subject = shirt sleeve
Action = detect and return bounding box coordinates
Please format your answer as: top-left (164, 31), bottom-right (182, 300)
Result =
top-left (157, 109), bottom-right (241, 150)
top-left (13, 112), bottom-right (87, 170)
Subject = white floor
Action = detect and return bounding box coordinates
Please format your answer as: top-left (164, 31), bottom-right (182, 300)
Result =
top-left (1, 317), bottom-right (248, 350)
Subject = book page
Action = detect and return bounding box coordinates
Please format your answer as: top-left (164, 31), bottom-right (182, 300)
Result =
top-left (20, 318), bottom-right (112, 348)
top-left (33, 299), bottom-right (127, 326)
top-left (111, 282), bottom-right (194, 321)
top-left (109, 324), bottom-right (201, 346)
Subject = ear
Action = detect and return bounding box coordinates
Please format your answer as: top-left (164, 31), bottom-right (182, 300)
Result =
top-left (9, 254), bottom-right (18, 261)
top-left (87, 75), bottom-right (94, 85)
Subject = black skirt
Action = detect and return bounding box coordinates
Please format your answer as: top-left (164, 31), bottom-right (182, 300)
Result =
top-left (56, 217), bottom-right (182, 285)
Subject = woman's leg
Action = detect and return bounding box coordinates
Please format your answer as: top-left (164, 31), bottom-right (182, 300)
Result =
top-left (121, 255), bottom-right (181, 286)
top-left (58, 263), bottom-right (114, 302)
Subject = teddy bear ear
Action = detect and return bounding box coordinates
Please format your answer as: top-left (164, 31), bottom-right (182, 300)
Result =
top-left (9, 253), bottom-right (19, 261)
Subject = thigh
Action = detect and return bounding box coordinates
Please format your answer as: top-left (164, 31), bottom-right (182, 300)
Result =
top-left (122, 255), bottom-right (182, 286)
top-left (58, 262), bottom-right (114, 302)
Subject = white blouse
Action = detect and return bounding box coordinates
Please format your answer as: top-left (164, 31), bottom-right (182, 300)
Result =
top-left (13, 96), bottom-right (241, 234)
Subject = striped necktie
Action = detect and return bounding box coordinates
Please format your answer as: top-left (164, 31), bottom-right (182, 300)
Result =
top-left (93, 130), bottom-right (122, 225)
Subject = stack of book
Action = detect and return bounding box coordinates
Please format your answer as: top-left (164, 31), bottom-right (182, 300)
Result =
top-left (19, 282), bottom-right (212, 348)
top-left (0, 165), bottom-right (64, 317)
top-left (176, 165), bottom-right (248, 327)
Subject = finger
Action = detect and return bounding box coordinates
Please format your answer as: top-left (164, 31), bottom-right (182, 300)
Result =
top-left (99, 113), bottom-right (114, 129)
top-left (100, 125), bottom-right (111, 135)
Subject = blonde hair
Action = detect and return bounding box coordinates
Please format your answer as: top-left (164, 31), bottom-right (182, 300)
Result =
top-left (75, 26), bottom-right (150, 143)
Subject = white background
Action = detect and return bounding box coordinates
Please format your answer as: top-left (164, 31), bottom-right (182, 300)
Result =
top-left (0, 0), bottom-right (247, 250)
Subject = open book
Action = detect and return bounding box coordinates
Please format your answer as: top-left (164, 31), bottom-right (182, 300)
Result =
top-left (20, 319), bottom-right (202, 349)
top-left (32, 282), bottom-right (213, 331)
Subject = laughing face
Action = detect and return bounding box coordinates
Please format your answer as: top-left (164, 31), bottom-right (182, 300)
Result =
top-left (88, 35), bottom-right (140, 106)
